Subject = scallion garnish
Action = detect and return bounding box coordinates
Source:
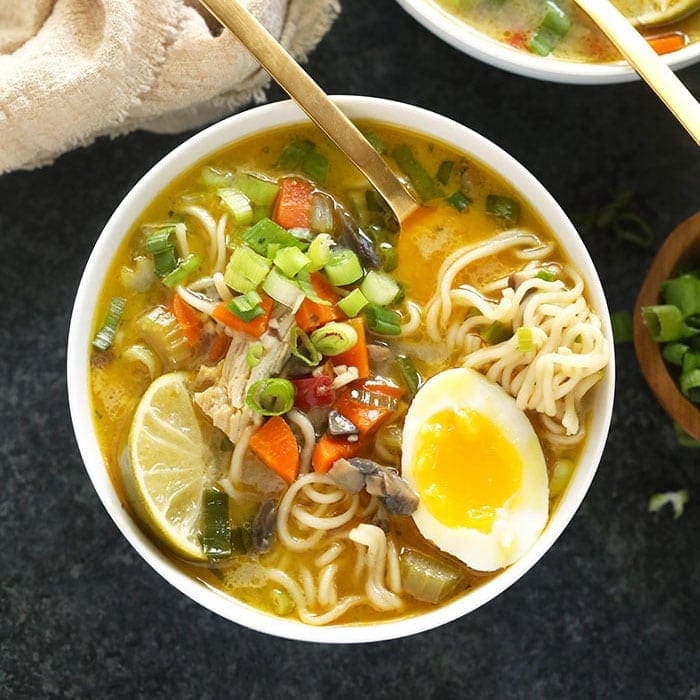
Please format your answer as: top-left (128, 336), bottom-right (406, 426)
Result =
top-left (680, 368), bottom-right (700, 402)
top-left (486, 195), bottom-right (520, 223)
top-left (648, 490), bottom-right (689, 519)
top-left (302, 149), bottom-right (329, 185)
top-left (274, 246), bottom-right (310, 278)
top-left (201, 488), bottom-right (232, 559)
top-left (535, 268), bottom-right (558, 282)
top-left (361, 130), bottom-right (386, 154)
top-left (93, 296), bottom-right (126, 351)
top-left (307, 233), bottom-right (333, 271)
top-left (482, 320), bottom-right (512, 345)
top-left (296, 269), bottom-right (330, 305)
top-left (360, 270), bottom-right (401, 307)
top-left (446, 191), bottom-right (470, 212)
top-left (662, 342), bottom-right (689, 366)
top-left (246, 378), bottom-right (295, 416)
top-left (145, 226), bottom-right (174, 253)
top-left (162, 253), bottom-right (202, 288)
top-left (364, 303), bottom-right (401, 335)
top-left (218, 188), bottom-right (253, 225)
top-left (227, 291), bottom-right (264, 323)
top-left (224, 245), bottom-right (271, 293)
top-left (262, 268), bottom-right (303, 308)
top-left (276, 140), bottom-right (315, 170)
top-left (234, 173), bottom-right (280, 206)
top-left (337, 288), bottom-right (369, 317)
top-left (517, 326), bottom-right (536, 352)
top-left (610, 310), bottom-right (633, 344)
top-left (396, 355), bottom-right (421, 398)
top-left (391, 145), bottom-right (444, 202)
top-left (310, 321), bottom-right (358, 356)
top-left (324, 248), bottom-right (363, 286)
top-left (642, 305), bottom-right (686, 342)
top-left (662, 273), bottom-right (700, 319)
top-left (437, 160), bottom-right (454, 186)
top-left (290, 327), bottom-right (322, 366)
top-left (153, 247), bottom-right (178, 278)
top-left (379, 244), bottom-right (398, 273)
top-left (527, 0), bottom-right (571, 56)
top-left (246, 341), bottom-right (264, 368)
top-left (243, 218), bottom-right (307, 256)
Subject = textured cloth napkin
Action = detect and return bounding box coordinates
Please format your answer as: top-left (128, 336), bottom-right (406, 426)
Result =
top-left (0, 0), bottom-right (340, 174)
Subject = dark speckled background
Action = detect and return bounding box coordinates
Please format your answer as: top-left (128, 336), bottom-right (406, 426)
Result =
top-left (1, 0), bottom-right (698, 697)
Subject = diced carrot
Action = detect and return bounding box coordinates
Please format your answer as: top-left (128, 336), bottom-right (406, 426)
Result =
top-left (272, 177), bottom-right (314, 229)
top-left (647, 32), bottom-right (686, 56)
top-left (332, 317), bottom-right (369, 378)
top-left (211, 294), bottom-right (273, 338)
top-left (208, 333), bottom-right (231, 362)
top-left (295, 272), bottom-right (344, 333)
top-left (249, 416), bottom-right (300, 484)
top-left (311, 433), bottom-right (360, 473)
top-left (172, 294), bottom-right (202, 347)
top-left (333, 380), bottom-right (403, 438)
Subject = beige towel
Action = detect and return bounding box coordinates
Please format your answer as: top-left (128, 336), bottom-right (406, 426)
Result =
top-left (0, 0), bottom-right (340, 174)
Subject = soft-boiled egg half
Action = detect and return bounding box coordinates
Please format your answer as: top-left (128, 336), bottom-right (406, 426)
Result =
top-left (401, 368), bottom-right (549, 572)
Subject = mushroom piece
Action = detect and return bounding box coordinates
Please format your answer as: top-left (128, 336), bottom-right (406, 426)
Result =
top-left (327, 409), bottom-right (360, 439)
top-left (337, 209), bottom-right (381, 269)
top-left (327, 458), bottom-right (366, 494)
top-left (251, 499), bottom-right (278, 554)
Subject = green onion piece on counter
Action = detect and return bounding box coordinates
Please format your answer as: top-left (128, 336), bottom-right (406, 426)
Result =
top-left (360, 270), bottom-right (401, 307)
top-left (324, 248), bottom-right (363, 286)
top-left (517, 326), bottom-right (536, 352)
top-left (307, 233), bottom-right (333, 271)
top-left (338, 288), bottom-right (369, 317)
top-left (528, 0), bottom-right (571, 56)
top-left (302, 149), bottom-right (329, 185)
top-left (93, 296), bottom-right (126, 351)
top-left (243, 218), bottom-right (306, 256)
top-left (162, 253), bottom-right (202, 288)
top-left (642, 304), bottom-right (685, 342)
top-left (227, 291), bottom-right (264, 323)
top-left (482, 320), bottom-right (512, 345)
top-left (662, 342), bottom-right (689, 366)
top-left (274, 246), bottom-right (310, 278)
top-left (399, 549), bottom-right (463, 604)
top-left (201, 166), bottom-right (234, 188)
top-left (396, 356), bottom-right (421, 398)
top-left (364, 304), bottom-right (401, 335)
top-left (290, 327), bottom-right (322, 366)
top-left (391, 145), bottom-right (444, 202)
top-left (246, 341), bottom-right (264, 368)
top-left (246, 378), bottom-right (295, 416)
top-left (270, 588), bottom-right (296, 616)
top-left (486, 194), bottom-right (520, 223)
top-left (234, 173), bottom-right (280, 206)
top-left (379, 245), bottom-right (398, 273)
top-left (648, 490), bottom-right (689, 519)
top-left (262, 268), bottom-right (303, 308)
top-left (218, 188), bottom-right (253, 225)
top-left (310, 321), bottom-right (358, 356)
top-left (680, 368), bottom-right (700, 402)
top-left (201, 489), bottom-right (232, 559)
top-left (613, 214), bottom-right (654, 248)
top-left (535, 268), bottom-right (558, 282)
top-left (276, 140), bottom-right (315, 170)
top-left (224, 245), bottom-right (271, 293)
top-left (362, 130), bottom-right (386, 154)
top-left (662, 273), bottom-right (700, 319)
top-left (610, 310), bottom-right (633, 344)
top-left (446, 191), bottom-right (471, 212)
top-left (437, 160), bottom-right (454, 186)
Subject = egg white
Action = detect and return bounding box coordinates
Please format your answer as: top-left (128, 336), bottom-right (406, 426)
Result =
top-left (401, 367), bottom-right (549, 572)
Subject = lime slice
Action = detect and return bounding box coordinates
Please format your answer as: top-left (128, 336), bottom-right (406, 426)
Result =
top-left (123, 372), bottom-right (210, 561)
top-left (617, 0), bottom-right (700, 27)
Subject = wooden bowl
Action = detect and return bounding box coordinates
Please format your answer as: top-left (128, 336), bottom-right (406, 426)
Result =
top-left (633, 212), bottom-right (700, 439)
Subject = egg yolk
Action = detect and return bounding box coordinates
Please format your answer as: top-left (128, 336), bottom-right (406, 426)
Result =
top-left (412, 408), bottom-right (523, 533)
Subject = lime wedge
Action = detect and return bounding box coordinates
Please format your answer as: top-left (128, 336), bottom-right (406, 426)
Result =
top-left (618, 0), bottom-right (700, 27)
top-left (123, 372), bottom-right (211, 561)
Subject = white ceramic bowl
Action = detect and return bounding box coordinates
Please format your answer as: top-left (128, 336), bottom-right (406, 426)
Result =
top-left (395, 0), bottom-right (700, 84)
top-left (67, 96), bottom-right (615, 643)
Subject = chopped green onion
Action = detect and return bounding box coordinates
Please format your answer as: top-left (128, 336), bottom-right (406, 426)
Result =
top-left (379, 244), bottom-right (398, 273)
top-left (230, 522), bottom-right (252, 554)
top-left (227, 291), bottom-right (264, 323)
top-left (161, 253), bottom-right (202, 288)
top-left (486, 195), bottom-right (520, 223)
top-left (446, 191), bottom-right (470, 212)
top-left (535, 268), bottom-right (558, 282)
top-left (310, 321), bottom-right (358, 356)
top-left (262, 268), bottom-right (303, 308)
top-left (648, 490), bottom-right (689, 519)
top-left (642, 304), bottom-right (684, 342)
top-left (400, 549), bottom-right (462, 604)
top-left (307, 233), bottom-right (333, 271)
top-left (362, 130), bottom-right (386, 154)
top-left (234, 173), bottom-right (280, 206)
top-left (290, 327), bottom-right (321, 366)
top-left (200, 166), bottom-right (234, 188)
top-left (663, 342), bottom-right (689, 366)
top-left (93, 297), bottom-right (126, 350)
top-left (153, 247), bottom-right (178, 278)
top-left (224, 245), bottom-right (271, 293)
top-left (360, 270), bottom-right (401, 307)
top-left (274, 246), bottom-right (310, 278)
top-left (662, 273), bottom-right (700, 320)
top-left (396, 356), bottom-right (421, 398)
top-left (246, 378), bottom-right (295, 416)
top-left (517, 326), bottom-right (536, 352)
top-left (337, 288), bottom-right (369, 317)
top-left (482, 321), bottom-right (512, 345)
top-left (218, 188), bottom-right (253, 225)
top-left (364, 303), bottom-right (401, 335)
top-left (681, 350), bottom-right (699, 375)
top-left (145, 227), bottom-right (175, 254)
top-left (528, 0), bottom-right (571, 56)
top-left (201, 488), bottom-right (232, 559)
top-left (253, 204), bottom-right (272, 223)
top-left (324, 248), bottom-right (363, 286)
top-left (246, 341), bottom-right (264, 368)
top-left (276, 140), bottom-right (315, 170)
top-left (437, 160), bottom-right (454, 186)
top-left (296, 268), bottom-right (330, 305)
top-left (610, 310), bottom-right (633, 344)
top-left (391, 145), bottom-right (444, 202)
top-left (243, 218), bottom-right (306, 256)
top-left (302, 149), bottom-right (329, 185)
top-left (680, 368), bottom-right (700, 401)
top-left (270, 588), bottom-right (295, 616)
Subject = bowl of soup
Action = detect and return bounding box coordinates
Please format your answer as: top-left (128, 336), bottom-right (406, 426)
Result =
top-left (67, 96), bottom-right (615, 642)
top-left (395, 0), bottom-right (700, 83)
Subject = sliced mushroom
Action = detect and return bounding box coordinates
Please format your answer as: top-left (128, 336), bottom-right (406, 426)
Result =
top-left (327, 458), bottom-right (366, 494)
top-left (327, 409), bottom-right (359, 438)
top-left (337, 209), bottom-right (381, 269)
top-left (251, 499), bottom-right (278, 554)
top-left (364, 466), bottom-right (419, 516)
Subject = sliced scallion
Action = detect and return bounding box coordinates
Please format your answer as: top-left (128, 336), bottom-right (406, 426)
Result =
top-left (535, 268), bottom-right (558, 282)
top-left (486, 194), bottom-right (520, 223)
top-left (663, 342), bottom-right (689, 366)
top-left (307, 233), bottom-right (333, 271)
top-left (227, 291), bottom-right (264, 323)
top-left (360, 270), bottom-right (401, 307)
top-left (274, 246), bottom-right (310, 278)
top-left (234, 173), bottom-right (279, 206)
top-left (642, 304), bottom-right (684, 342)
top-left (246, 341), bottom-right (264, 368)
top-left (218, 188), bottom-right (253, 225)
top-left (446, 191), bottom-right (470, 212)
top-left (396, 355), bottom-right (421, 398)
top-left (528, 0), bottom-right (571, 56)
top-left (276, 140), bottom-right (314, 170)
top-left (200, 488), bottom-right (232, 559)
top-left (437, 160), bottom-right (454, 186)
top-left (362, 130), bottom-right (386, 154)
top-left (517, 326), bottom-right (536, 352)
top-left (246, 378), bottom-right (295, 416)
top-left (161, 253), bottom-right (202, 289)
top-left (224, 245), bottom-right (271, 293)
top-left (296, 269), bottom-right (330, 305)
top-left (153, 247), bottom-right (178, 278)
top-left (310, 321), bottom-right (358, 356)
top-left (93, 297), bottom-right (126, 351)
top-left (482, 321), bottom-right (512, 345)
top-left (262, 268), bottom-right (303, 308)
top-left (662, 273), bottom-right (700, 320)
top-left (337, 288), bottom-right (369, 317)
top-left (391, 145), bottom-right (444, 202)
top-left (302, 149), bottom-right (329, 185)
top-left (364, 304), bottom-right (401, 335)
top-left (324, 248), bottom-right (363, 286)
top-left (243, 218), bottom-right (306, 256)
top-left (290, 327), bottom-right (322, 366)
top-left (145, 226), bottom-right (174, 253)
top-left (379, 244), bottom-right (398, 273)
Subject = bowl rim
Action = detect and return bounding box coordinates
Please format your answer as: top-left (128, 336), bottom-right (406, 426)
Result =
top-left (394, 0), bottom-right (700, 84)
top-left (67, 95), bottom-right (616, 644)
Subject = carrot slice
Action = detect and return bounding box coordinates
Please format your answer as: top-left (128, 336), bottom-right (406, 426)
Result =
top-left (172, 295), bottom-right (202, 347)
top-left (249, 416), bottom-right (300, 484)
top-left (311, 433), bottom-right (360, 473)
top-left (333, 380), bottom-right (403, 437)
top-left (295, 272), bottom-right (344, 333)
top-left (332, 317), bottom-right (369, 378)
top-left (647, 32), bottom-right (686, 55)
top-left (211, 294), bottom-right (273, 338)
top-left (272, 177), bottom-right (314, 229)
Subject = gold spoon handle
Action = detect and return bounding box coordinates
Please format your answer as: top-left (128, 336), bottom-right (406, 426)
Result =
top-left (574, 0), bottom-right (700, 145)
top-left (199, 0), bottom-right (420, 224)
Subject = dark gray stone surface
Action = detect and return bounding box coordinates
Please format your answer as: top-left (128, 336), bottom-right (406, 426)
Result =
top-left (1, 0), bottom-right (698, 697)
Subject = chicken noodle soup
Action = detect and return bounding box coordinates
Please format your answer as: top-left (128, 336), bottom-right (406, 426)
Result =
top-left (90, 122), bottom-right (611, 625)
top-left (435, 0), bottom-right (700, 61)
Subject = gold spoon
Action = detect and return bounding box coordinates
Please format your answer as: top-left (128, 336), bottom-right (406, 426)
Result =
top-left (199, 0), bottom-right (421, 226)
top-left (573, 0), bottom-right (700, 145)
